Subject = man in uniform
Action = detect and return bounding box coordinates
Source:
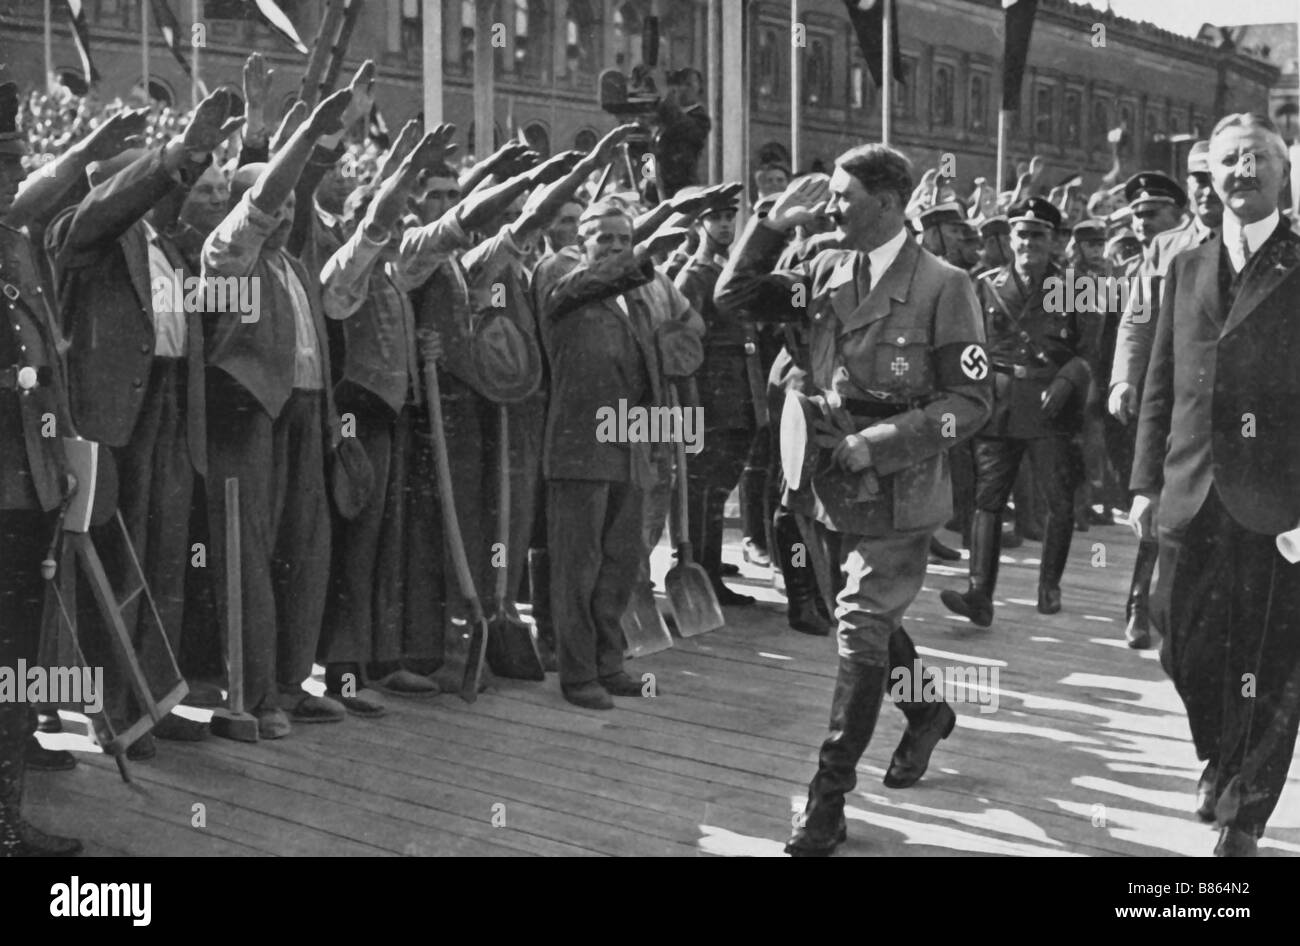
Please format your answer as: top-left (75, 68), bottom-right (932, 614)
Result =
top-left (0, 80), bottom-right (82, 856)
top-left (941, 198), bottom-right (1092, 626)
top-left (977, 215), bottom-right (1011, 272)
top-left (716, 146), bottom-right (991, 856)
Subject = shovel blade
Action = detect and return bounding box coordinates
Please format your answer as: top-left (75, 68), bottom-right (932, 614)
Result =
top-left (434, 616), bottom-right (490, 703)
top-left (665, 563), bottom-right (725, 637)
top-left (621, 585), bottom-right (674, 658)
top-left (486, 613), bottom-right (546, 681)
top-left (460, 617), bottom-right (490, 702)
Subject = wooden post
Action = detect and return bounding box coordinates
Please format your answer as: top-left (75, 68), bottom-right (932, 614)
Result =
top-left (996, 108), bottom-right (1008, 195)
top-left (141, 0), bottom-right (150, 104)
top-left (881, 0), bottom-right (892, 146)
top-left (721, 0), bottom-right (744, 187)
top-left (422, 0), bottom-right (443, 124)
top-left (707, 0), bottom-right (720, 183)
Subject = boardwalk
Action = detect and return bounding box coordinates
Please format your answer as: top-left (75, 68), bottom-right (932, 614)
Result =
top-left (26, 519), bottom-right (1300, 857)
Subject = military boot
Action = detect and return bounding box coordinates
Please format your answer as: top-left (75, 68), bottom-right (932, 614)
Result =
top-left (785, 661), bottom-right (888, 857)
top-left (1037, 511), bottom-right (1074, 614)
top-left (774, 509), bottom-right (831, 636)
top-left (940, 511), bottom-right (1000, 627)
top-left (1124, 539), bottom-right (1158, 649)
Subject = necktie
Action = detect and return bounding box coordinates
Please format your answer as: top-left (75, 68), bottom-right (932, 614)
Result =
top-left (857, 256), bottom-right (873, 301)
top-left (1238, 229), bottom-right (1252, 273)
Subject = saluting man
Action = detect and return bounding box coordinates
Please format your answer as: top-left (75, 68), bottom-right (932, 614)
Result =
top-left (942, 198), bottom-right (1092, 626)
top-left (716, 145), bottom-right (991, 856)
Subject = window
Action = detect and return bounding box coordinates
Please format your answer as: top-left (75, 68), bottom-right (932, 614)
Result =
top-left (804, 37), bottom-right (831, 107)
top-left (1146, 109), bottom-right (1163, 139)
top-left (523, 122), bottom-right (551, 158)
top-left (932, 63), bottom-right (954, 126)
top-left (401, 0), bottom-right (420, 52)
top-left (1091, 98), bottom-right (1110, 147)
top-left (756, 28), bottom-right (779, 101)
top-left (514, 0), bottom-right (546, 77)
top-left (461, 0), bottom-right (476, 73)
top-left (565, 1), bottom-right (597, 75)
top-left (1119, 104), bottom-right (1135, 156)
top-left (613, 2), bottom-right (645, 69)
top-left (968, 72), bottom-right (988, 133)
top-left (850, 62), bottom-right (865, 110)
top-left (1034, 85), bottom-right (1054, 141)
top-left (1063, 90), bottom-right (1081, 146)
top-left (893, 55), bottom-right (916, 118)
top-left (574, 128), bottom-right (598, 153)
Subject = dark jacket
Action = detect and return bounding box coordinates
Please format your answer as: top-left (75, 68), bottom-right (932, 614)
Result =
top-left (48, 146), bottom-right (207, 474)
top-left (1131, 222), bottom-right (1300, 536)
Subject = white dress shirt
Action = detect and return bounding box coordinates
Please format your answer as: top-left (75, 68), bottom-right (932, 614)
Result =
top-left (1222, 209), bottom-right (1279, 274)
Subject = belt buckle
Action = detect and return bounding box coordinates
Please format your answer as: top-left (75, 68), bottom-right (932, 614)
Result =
top-left (2, 283), bottom-right (18, 302)
top-left (1013, 365), bottom-right (1028, 379)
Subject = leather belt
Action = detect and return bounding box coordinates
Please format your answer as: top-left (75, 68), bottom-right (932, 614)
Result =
top-left (993, 363), bottom-right (1054, 380)
top-left (841, 397), bottom-right (909, 419)
top-left (0, 364), bottom-right (52, 391)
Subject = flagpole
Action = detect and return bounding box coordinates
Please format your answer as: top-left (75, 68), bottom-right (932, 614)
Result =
top-left (191, 0), bottom-right (201, 108)
top-left (996, 108), bottom-right (1008, 195)
top-left (881, 0), bottom-right (892, 145)
top-left (44, 0), bottom-right (53, 93)
top-left (707, 0), bottom-right (719, 183)
top-left (141, 0), bottom-right (150, 104)
top-left (790, 0), bottom-right (799, 172)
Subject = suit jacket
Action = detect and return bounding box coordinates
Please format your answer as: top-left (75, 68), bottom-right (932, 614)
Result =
top-left (1131, 221), bottom-right (1300, 535)
top-left (675, 253), bottom-right (755, 431)
top-left (49, 147), bottom-right (207, 475)
top-left (0, 223), bottom-right (72, 512)
top-left (1110, 216), bottom-right (1213, 395)
top-left (716, 219), bottom-right (991, 536)
top-left (534, 252), bottom-right (661, 483)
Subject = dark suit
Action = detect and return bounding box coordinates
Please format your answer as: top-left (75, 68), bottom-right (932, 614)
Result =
top-left (49, 148), bottom-right (208, 715)
top-left (534, 251), bottom-right (661, 687)
top-left (0, 222), bottom-right (70, 852)
top-left (1133, 218), bottom-right (1300, 834)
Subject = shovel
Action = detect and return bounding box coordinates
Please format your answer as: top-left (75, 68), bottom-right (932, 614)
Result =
top-left (421, 342), bottom-right (490, 702)
top-left (485, 405), bottom-right (545, 680)
top-left (621, 581), bottom-right (674, 658)
top-left (210, 478), bottom-right (259, 742)
top-left (664, 384), bottom-right (725, 637)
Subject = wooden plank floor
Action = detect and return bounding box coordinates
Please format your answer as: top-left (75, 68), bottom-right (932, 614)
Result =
top-left (25, 516), bottom-right (1300, 857)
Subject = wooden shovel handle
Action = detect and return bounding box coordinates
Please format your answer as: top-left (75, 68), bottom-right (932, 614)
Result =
top-left (421, 357), bottom-right (486, 624)
top-left (495, 405), bottom-right (510, 606)
top-left (670, 383), bottom-right (693, 559)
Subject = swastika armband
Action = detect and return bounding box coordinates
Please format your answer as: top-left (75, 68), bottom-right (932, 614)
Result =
top-left (935, 341), bottom-right (992, 386)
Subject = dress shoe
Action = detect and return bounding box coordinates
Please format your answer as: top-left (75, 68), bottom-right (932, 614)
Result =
top-left (928, 536), bottom-right (962, 562)
top-left (25, 736), bottom-right (76, 771)
top-left (287, 694), bottom-right (346, 724)
top-left (372, 669), bottom-right (440, 698)
top-left (126, 733), bottom-right (156, 761)
top-left (785, 811), bottom-right (847, 857)
top-left (562, 681), bottom-right (614, 710)
top-left (599, 671), bottom-right (655, 697)
top-left (257, 708), bottom-right (291, 739)
top-left (153, 713), bottom-right (209, 742)
top-left (1037, 584), bottom-right (1062, 614)
top-left (182, 680), bottom-right (226, 708)
top-left (710, 578), bottom-right (755, 607)
top-left (742, 538), bottom-right (771, 568)
top-left (7, 818), bottom-right (83, 857)
top-left (940, 588), bottom-right (993, 627)
top-left (883, 702), bottom-right (957, 789)
top-left (1195, 761), bottom-right (1218, 823)
top-left (326, 689), bottom-right (388, 718)
top-left (1214, 825), bottom-right (1258, 857)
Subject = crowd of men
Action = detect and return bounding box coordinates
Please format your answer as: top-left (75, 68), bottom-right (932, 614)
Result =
top-left (1, 54), bottom-right (1296, 860)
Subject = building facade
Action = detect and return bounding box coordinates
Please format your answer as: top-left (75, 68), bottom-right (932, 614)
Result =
top-left (0, 0), bottom-right (1278, 193)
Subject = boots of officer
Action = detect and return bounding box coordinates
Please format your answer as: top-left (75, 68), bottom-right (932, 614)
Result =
top-left (774, 509), bottom-right (831, 636)
top-left (940, 511), bottom-right (1000, 627)
top-left (785, 660), bottom-right (888, 857)
top-left (1037, 512), bottom-right (1073, 614)
top-left (1, 708), bottom-right (82, 857)
top-left (527, 549), bottom-right (558, 672)
top-left (1125, 540), bottom-right (1158, 649)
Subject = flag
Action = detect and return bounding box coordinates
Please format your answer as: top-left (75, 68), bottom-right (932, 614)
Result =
top-left (1001, 0), bottom-right (1038, 111)
top-left (150, 0), bottom-right (196, 79)
top-left (63, 0), bottom-right (99, 85)
top-left (204, 0), bottom-right (308, 54)
top-left (842, 0), bottom-right (904, 89)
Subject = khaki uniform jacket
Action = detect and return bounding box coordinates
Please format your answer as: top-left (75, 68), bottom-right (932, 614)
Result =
top-left (715, 218), bottom-right (991, 537)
